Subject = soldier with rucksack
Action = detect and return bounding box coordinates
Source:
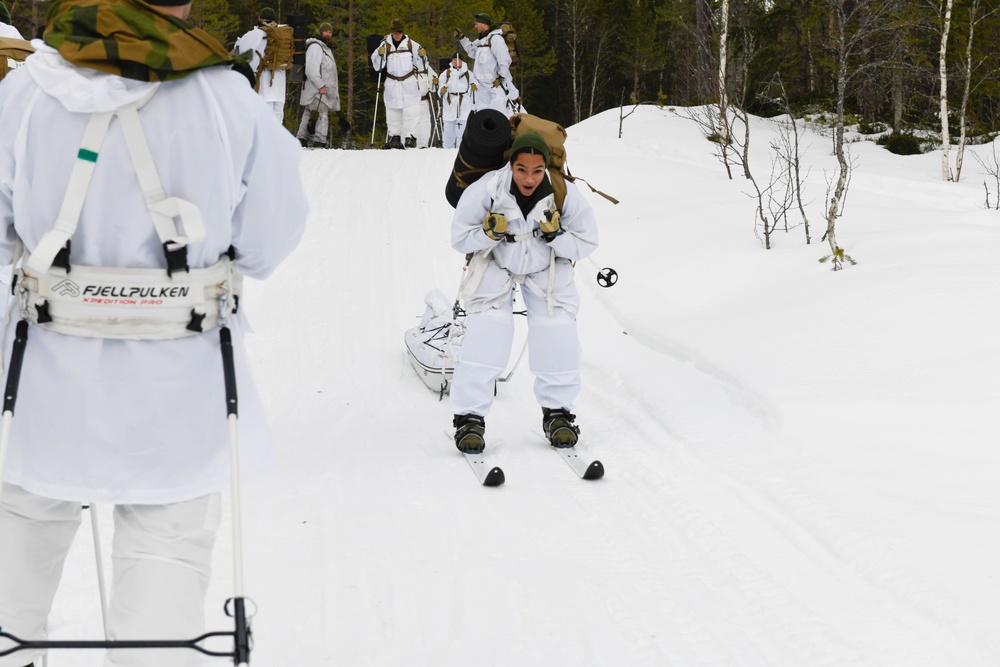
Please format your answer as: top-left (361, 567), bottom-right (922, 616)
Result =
top-left (370, 18), bottom-right (427, 149)
top-left (438, 52), bottom-right (479, 149)
top-left (448, 125), bottom-right (599, 454)
top-left (234, 7), bottom-right (291, 122)
top-left (456, 13), bottom-right (521, 117)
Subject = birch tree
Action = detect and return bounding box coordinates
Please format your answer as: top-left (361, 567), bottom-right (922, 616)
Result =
top-left (938, 0), bottom-right (954, 181)
top-left (717, 0), bottom-right (731, 152)
top-left (952, 0), bottom-right (999, 182)
top-left (822, 0), bottom-right (898, 269)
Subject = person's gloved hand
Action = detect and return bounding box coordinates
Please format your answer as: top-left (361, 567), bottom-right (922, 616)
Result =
top-left (454, 28), bottom-right (463, 39)
top-left (377, 44), bottom-right (386, 55)
top-left (539, 209), bottom-right (564, 241)
top-left (470, 83), bottom-right (477, 92)
top-left (482, 212), bottom-right (508, 241)
top-left (440, 86), bottom-right (447, 96)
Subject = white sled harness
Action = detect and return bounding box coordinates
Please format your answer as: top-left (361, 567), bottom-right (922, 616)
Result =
top-left (13, 88), bottom-right (241, 340)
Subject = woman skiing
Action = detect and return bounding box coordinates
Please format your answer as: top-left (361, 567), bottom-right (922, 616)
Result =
top-left (449, 130), bottom-right (598, 453)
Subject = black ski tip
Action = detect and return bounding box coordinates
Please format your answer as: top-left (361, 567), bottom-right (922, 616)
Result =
top-left (483, 466), bottom-right (505, 486)
top-left (583, 460), bottom-right (604, 480)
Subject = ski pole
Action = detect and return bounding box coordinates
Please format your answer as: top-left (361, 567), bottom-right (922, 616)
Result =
top-left (370, 70), bottom-right (383, 147)
top-left (218, 326), bottom-right (250, 667)
top-left (0, 319), bottom-right (28, 507)
top-left (88, 504), bottom-right (110, 639)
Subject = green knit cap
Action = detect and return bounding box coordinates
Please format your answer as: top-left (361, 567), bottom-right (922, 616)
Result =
top-left (509, 131), bottom-right (551, 164)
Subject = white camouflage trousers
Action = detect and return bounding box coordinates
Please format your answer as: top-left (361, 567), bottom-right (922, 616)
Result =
top-left (0, 483), bottom-right (220, 667)
top-left (296, 100), bottom-right (332, 145)
top-left (442, 119), bottom-right (467, 149)
top-left (450, 285), bottom-right (582, 418)
top-left (385, 103), bottom-right (421, 143)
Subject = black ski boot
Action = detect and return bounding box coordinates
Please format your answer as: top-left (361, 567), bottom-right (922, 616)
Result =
top-left (384, 135), bottom-right (403, 149)
top-left (453, 414), bottom-right (486, 454)
top-left (404, 135), bottom-right (417, 148)
top-left (542, 408), bottom-right (580, 448)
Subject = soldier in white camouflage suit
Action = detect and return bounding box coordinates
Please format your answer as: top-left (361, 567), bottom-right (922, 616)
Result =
top-left (0, 0), bottom-right (307, 664)
top-left (456, 12), bottom-right (520, 117)
top-left (370, 18), bottom-right (427, 149)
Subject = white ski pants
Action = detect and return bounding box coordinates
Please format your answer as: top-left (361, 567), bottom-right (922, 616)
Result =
top-left (296, 100), bottom-right (332, 145)
top-left (0, 483), bottom-right (220, 667)
top-left (264, 100), bottom-right (284, 123)
top-left (442, 119), bottom-right (467, 149)
top-left (385, 103), bottom-right (421, 142)
top-left (450, 286), bottom-right (582, 418)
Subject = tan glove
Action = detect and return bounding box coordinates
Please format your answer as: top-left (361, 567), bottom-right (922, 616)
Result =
top-left (539, 209), bottom-right (563, 241)
top-left (482, 212), bottom-right (508, 241)
top-left (377, 44), bottom-right (385, 55)
top-left (492, 78), bottom-right (502, 88)
top-left (418, 47), bottom-right (426, 57)
top-left (440, 86), bottom-right (447, 96)
top-left (470, 82), bottom-right (477, 92)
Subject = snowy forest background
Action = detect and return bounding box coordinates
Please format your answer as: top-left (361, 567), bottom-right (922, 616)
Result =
top-left (9, 0), bottom-right (1000, 155)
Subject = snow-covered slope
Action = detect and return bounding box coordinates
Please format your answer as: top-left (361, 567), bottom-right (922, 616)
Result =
top-left (48, 107), bottom-right (999, 666)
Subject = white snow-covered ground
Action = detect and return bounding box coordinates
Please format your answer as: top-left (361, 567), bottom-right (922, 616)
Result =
top-left (46, 107), bottom-right (998, 666)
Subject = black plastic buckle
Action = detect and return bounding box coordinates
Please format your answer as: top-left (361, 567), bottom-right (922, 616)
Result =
top-left (163, 243), bottom-right (189, 278)
top-left (52, 241), bottom-right (71, 273)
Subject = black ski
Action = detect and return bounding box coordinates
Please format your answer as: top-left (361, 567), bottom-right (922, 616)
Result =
top-left (464, 452), bottom-right (506, 486)
top-left (552, 444), bottom-right (604, 480)
top-left (445, 432), bottom-right (505, 486)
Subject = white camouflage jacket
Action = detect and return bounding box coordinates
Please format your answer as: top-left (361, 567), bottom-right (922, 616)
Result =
top-left (438, 62), bottom-right (479, 122)
top-left (0, 44), bottom-right (308, 504)
top-left (451, 165), bottom-right (598, 314)
top-left (370, 34), bottom-right (426, 109)
top-left (299, 37), bottom-right (340, 110)
top-left (459, 29), bottom-right (512, 89)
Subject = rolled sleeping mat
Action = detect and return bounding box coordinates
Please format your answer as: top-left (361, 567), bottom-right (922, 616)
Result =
top-left (287, 13), bottom-right (306, 83)
top-left (445, 109), bottom-right (511, 208)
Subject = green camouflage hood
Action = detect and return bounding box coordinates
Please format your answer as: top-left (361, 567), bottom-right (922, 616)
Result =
top-left (44, 0), bottom-right (233, 81)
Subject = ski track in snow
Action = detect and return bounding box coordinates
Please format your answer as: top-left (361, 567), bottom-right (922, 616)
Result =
top-left (40, 118), bottom-right (998, 666)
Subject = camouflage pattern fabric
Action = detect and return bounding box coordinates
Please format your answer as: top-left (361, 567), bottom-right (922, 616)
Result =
top-left (44, 0), bottom-right (233, 82)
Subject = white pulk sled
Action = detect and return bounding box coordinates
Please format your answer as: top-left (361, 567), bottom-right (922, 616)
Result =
top-left (404, 288), bottom-right (464, 398)
top-left (403, 286), bottom-right (528, 400)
